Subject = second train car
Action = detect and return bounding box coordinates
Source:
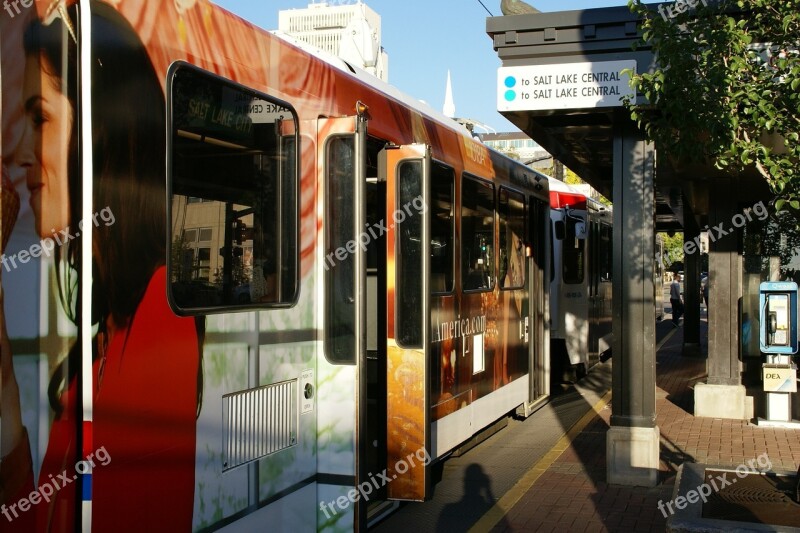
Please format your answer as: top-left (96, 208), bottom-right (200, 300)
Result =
top-left (548, 179), bottom-right (613, 382)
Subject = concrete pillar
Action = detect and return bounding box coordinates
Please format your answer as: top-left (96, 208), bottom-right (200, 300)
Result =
top-left (694, 177), bottom-right (751, 419)
top-left (683, 207), bottom-right (701, 356)
top-left (607, 118), bottom-right (659, 487)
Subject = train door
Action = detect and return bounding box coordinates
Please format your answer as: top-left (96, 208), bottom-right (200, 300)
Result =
top-left (323, 124), bottom-right (433, 526)
top-left (379, 144), bottom-right (432, 502)
top-left (560, 201), bottom-right (589, 376)
top-left (598, 222), bottom-right (613, 356)
top-left (321, 113), bottom-right (372, 530)
top-left (364, 165), bottom-right (390, 525)
top-left (587, 217), bottom-right (601, 367)
top-left (527, 196), bottom-right (549, 406)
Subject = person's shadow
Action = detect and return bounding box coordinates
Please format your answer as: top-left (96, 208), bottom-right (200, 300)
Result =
top-left (436, 463), bottom-right (509, 532)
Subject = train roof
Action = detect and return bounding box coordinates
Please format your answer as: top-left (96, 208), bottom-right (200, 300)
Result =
top-left (548, 177), bottom-right (611, 213)
top-left (548, 178), bottom-right (587, 209)
top-left (262, 15), bottom-right (550, 199)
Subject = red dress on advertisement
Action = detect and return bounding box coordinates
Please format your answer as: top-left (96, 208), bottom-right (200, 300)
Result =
top-left (0, 266), bottom-right (199, 532)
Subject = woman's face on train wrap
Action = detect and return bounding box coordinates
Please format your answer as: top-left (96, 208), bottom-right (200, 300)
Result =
top-left (16, 53), bottom-right (73, 238)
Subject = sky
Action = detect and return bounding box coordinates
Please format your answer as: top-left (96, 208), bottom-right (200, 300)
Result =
top-left (212, 0), bottom-right (649, 133)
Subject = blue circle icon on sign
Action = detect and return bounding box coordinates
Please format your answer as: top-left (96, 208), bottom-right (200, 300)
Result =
top-left (504, 90), bottom-right (516, 102)
top-left (504, 76), bottom-right (516, 88)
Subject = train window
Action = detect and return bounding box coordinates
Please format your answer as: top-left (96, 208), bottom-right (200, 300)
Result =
top-left (462, 175), bottom-right (495, 292)
top-left (325, 136), bottom-right (357, 363)
top-left (562, 212), bottom-right (585, 284)
top-left (431, 163), bottom-right (455, 294)
top-left (550, 219), bottom-right (555, 283)
top-left (396, 160), bottom-right (424, 347)
top-left (499, 187), bottom-right (526, 290)
top-left (554, 220), bottom-right (566, 240)
top-left (168, 65), bottom-right (299, 312)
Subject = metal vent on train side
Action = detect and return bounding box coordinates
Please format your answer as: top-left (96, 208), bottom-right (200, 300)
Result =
top-left (222, 380), bottom-right (298, 471)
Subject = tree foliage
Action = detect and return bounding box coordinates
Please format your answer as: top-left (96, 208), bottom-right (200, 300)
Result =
top-left (744, 210), bottom-right (800, 278)
top-left (563, 167), bottom-right (584, 185)
top-left (660, 231), bottom-right (685, 268)
top-left (625, 0), bottom-right (800, 216)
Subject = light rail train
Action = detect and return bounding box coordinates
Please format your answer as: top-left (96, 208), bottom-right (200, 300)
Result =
top-left (0, 1), bottom-right (616, 531)
top-left (547, 179), bottom-right (613, 382)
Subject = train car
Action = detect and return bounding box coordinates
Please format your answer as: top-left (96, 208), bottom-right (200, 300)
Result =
top-left (548, 179), bottom-right (613, 381)
top-left (0, 1), bottom-right (551, 531)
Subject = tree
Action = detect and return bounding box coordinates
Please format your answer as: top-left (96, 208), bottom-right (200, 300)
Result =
top-left (743, 210), bottom-right (800, 278)
top-left (170, 235), bottom-right (191, 282)
top-left (625, 0), bottom-right (800, 218)
top-left (563, 167), bottom-right (584, 185)
top-left (659, 232), bottom-right (685, 271)
top-left (541, 164), bottom-right (581, 184)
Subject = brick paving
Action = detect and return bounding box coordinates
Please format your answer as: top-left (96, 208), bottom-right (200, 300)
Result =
top-left (492, 320), bottom-right (800, 532)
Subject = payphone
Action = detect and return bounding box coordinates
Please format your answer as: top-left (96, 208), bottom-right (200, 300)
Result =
top-left (758, 282), bottom-right (798, 425)
top-left (759, 282), bottom-right (798, 354)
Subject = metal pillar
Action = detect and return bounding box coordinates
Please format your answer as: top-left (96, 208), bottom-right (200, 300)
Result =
top-left (606, 117), bottom-right (659, 487)
top-left (694, 177), bottom-right (749, 419)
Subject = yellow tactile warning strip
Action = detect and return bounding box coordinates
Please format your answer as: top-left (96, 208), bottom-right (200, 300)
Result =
top-left (468, 389), bottom-right (613, 533)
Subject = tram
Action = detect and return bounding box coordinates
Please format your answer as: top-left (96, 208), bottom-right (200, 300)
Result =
top-left (1, 1), bottom-right (551, 531)
top-left (548, 179), bottom-right (613, 381)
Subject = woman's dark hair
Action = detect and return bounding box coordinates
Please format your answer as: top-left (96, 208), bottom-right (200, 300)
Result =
top-left (24, 1), bottom-right (203, 415)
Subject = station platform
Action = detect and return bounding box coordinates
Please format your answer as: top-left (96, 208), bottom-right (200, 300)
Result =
top-left (373, 311), bottom-right (800, 532)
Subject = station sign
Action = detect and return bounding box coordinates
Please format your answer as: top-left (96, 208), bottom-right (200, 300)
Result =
top-left (498, 60), bottom-right (636, 111)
